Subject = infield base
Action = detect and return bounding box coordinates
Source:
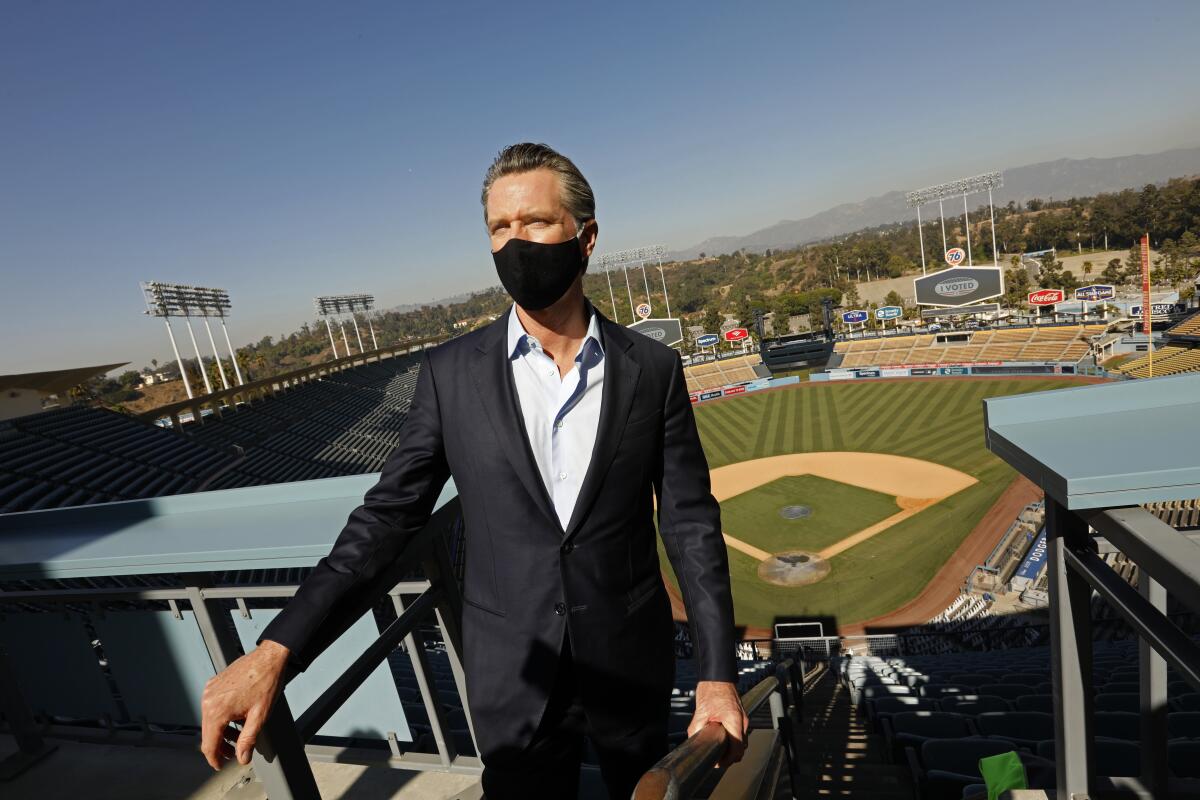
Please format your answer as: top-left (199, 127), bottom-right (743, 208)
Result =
top-left (757, 550), bottom-right (831, 587)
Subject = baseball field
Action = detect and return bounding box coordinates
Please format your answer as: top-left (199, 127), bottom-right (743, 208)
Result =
top-left (659, 376), bottom-right (1089, 632)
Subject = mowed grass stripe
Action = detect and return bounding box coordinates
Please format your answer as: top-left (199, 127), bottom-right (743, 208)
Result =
top-left (824, 385), bottom-right (847, 450)
top-left (838, 382), bottom-right (885, 424)
top-left (840, 382), bottom-right (910, 445)
top-left (807, 386), bottom-right (829, 451)
top-left (695, 404), bottom-right (744, 465)
top-left (830, 381), bottom-right (897, 443)
top-left (806, 383), bottom-right (825, 451)
top-left (884, 381), bottom-right (992, 457)
top-left (712, 398), bottom-right (762, 461)
top-left (751, 391), bottom-right (778, 458)
top-left (779, 388), bottom-right (797, 454)
top-left (793, 385), bottom-right (815, 453)
top-left (881, 380), bottom-right (949, 446)
top-left (855, 382), bottom-right (924, 447)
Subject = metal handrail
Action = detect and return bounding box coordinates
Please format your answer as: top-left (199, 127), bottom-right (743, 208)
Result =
top-left (632, 658), bottom-right (798, 800)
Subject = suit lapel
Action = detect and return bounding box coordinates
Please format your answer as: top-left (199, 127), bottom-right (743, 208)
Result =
top-left (470, 303), bottom-right (644, 540)
top-left (471, 309), bottom-right (561, 532)
top-left (563, 312), bottom-right (641, 540)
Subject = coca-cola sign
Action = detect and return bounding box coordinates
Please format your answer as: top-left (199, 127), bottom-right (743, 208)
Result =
top-left (1027, 289), bottom-right (1065, 306)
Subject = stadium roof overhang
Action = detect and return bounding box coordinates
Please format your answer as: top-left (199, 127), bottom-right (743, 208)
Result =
top-left (0, 363), bottom-right (130, 395)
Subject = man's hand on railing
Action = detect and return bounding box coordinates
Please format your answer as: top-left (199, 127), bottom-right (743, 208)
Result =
top-left (200, 639), bottom-right (291, 770)
top-left (688, 680), bottom-right (749, 768)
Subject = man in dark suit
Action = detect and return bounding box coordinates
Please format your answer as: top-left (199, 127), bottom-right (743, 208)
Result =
top-left (201, 142), bottom-right (746, 799)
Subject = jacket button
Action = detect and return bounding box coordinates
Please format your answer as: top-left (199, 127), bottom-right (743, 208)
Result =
top-left (561, 542), bottom-right (574, 554)
top-left (553, 602), bottom-right (566, 616)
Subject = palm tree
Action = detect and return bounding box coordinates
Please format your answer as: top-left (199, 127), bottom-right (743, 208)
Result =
top-left (1082, 260), bottom-right (1093, 278)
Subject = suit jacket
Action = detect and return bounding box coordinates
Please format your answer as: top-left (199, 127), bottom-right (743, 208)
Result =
top-left (258, 300), bottom-right (736, 757)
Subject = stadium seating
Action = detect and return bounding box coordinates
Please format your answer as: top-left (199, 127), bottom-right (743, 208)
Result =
top-left (834, 324), bottom-right (1105, 369)
top-left (0, 354), bottom-right (426, 512)
top-left (0, 405), bottom-right (238, 513)
top-left (683, 353), bottom-right (764, 392)
top-left (1166, 310), bottom-right (1200, 338)
top-left (907, 738), bottom-right (1054, 800)
top-left (1111, 311), bottom-right (1200, 378)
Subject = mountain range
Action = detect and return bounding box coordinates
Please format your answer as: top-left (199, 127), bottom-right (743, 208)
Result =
top-left (670, 146), bottom-right (1200, 260)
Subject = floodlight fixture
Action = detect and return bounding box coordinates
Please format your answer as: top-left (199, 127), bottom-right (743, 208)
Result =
top-left (592, 244), bottom-right (667, 268)
top-left (314, 293), bottom-right (376, 316)
top-left (906, 171), bottom-right (1003, 207)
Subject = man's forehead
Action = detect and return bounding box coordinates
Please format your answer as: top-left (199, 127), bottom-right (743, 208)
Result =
top-left (487, 169), bottom-right (564, 220)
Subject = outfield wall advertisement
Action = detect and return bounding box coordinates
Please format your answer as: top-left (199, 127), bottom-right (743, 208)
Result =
top-left (688, 376), bottom-right (800, 405)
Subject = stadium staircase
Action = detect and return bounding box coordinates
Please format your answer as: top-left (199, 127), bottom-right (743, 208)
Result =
top-left (791, 667), bottom-right (912, 799)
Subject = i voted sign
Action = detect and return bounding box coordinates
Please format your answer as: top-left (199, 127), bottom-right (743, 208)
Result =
top-left (944, 247), bottom-right (966, 266)
top-left (841, 310), bottom-right (868, 324)
top-left (875, 305), bottom-right (902, 320)
top-left (695, 333), bottom-right (720, 347)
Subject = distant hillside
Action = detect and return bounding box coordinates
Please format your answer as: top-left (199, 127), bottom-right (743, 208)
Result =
top-left (385, 289), bottom-right (480, 313)
top-left (672, 146), bottom-right (1200, 259)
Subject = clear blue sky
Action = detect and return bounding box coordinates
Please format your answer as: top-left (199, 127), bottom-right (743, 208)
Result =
top-left (3, 0), bottom-right (1199, 374)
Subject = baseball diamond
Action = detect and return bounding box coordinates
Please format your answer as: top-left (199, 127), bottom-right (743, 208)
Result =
top-left (657, 376), bottom-right (1098, 630)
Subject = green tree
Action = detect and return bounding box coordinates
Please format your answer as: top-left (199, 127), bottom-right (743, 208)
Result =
top-left (883, 290), bottom-right (905, 308)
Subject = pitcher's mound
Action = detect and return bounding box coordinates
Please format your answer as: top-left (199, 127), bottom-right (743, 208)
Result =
top-left (757, 550), bottom-right (831, 586)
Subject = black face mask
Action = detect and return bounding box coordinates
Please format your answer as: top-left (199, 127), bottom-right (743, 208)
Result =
top-left (492, 233), bottom-right (585, 311)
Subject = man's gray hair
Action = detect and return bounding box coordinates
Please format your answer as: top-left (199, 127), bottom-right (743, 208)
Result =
top-left (481, 143), bottom-right (595, 231)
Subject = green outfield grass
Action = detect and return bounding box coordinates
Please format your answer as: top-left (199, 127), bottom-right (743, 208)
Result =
top-left (660, 377), bottom-right (1082, 629)
top-left (721, 475), bottom-right (899, 555)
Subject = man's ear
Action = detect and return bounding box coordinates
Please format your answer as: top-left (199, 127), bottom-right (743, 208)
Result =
top-left (580, 219), bottom-right (598, 259)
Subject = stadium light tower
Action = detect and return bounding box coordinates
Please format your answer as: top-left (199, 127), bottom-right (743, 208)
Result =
top-left (141, 282), bottom-right (194, 399)
top-left (907, 172), bottom-right (1003, 272)
top-left (594, 245), bottom-right (670, 321)
top-left (141, 281), bottom-right (244, 398)
top-left (315, 294), bottom-right (378, 359)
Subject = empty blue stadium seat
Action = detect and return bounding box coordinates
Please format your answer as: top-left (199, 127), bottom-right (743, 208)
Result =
top-left (937, 694), bottom-right (1011, 715)
top-left (1036, 737), bottom-right (1141, 778)
top-left (1169, 711), bottom-right (1200, 739)
top-left (1015, 694), bottom-right (1054, 713)
top-left (918, 683), bottom-right (974, 699)
top-left (975, 711), bottom-right (1054, 748)
top-left (977, 683), bottom-right (1036, 700)
top-left (1170, 740), bottom-right (1200, 778)
top-left (884, 711), bottom-right (973, 757)
top-left (1095, 693), bottom-right (1140, 713)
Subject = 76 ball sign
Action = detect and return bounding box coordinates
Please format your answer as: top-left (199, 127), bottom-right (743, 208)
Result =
top-left (944, 247), bottom-right (966, 266)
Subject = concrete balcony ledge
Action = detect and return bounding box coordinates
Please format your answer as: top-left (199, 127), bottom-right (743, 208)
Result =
top-left (0, 734), bottom-right (482, 800)
top-left (984, 372), bottom-right (1200, 509)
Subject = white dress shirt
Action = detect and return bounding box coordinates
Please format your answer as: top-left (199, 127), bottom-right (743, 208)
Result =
top-left (506, 304), bottom-right (605, 530)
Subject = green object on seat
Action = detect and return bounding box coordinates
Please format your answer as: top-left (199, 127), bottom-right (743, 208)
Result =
top-left (979, 751), bottom-right (1027, 800)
